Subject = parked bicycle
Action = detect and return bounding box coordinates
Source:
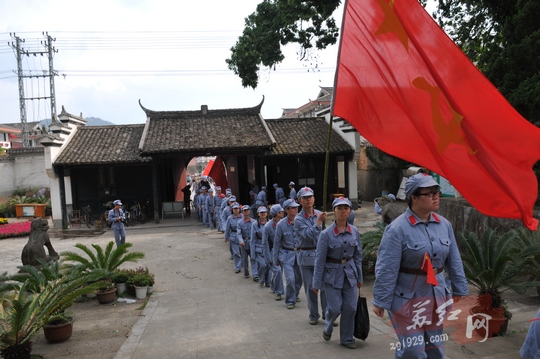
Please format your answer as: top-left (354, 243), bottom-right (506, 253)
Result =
top-left (81, 205), bottom-right (94, 228)
top-left (94, 202), bottom-right (115, 229)
top-left (130, 201), bottom-right (148, 224)
top-left (123, 205), bottom-right (133, 227)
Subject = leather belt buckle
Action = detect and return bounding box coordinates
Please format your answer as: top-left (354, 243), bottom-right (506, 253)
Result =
top-left (340, 259), bottom-right (348, 264)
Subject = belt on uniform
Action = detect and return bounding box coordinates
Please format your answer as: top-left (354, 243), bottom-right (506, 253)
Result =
top-left (230, 229), bottom-right (237, 232)
top-left (399, 267), bottom-right (444, 275)
top-left (326, 257), bottom-right (351, 264)
top-left (282, 246), bottom-right (299, 251)
top-left (282, 246), bottom-right (317, 251)
top-left (243, 238), bottom-right (250, 241)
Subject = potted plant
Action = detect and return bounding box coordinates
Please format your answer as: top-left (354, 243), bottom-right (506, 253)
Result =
top-left (458, 228), bottom-right (530, 337)
top-left (0, 262), bottom-right (103, 357)
top-left (112, 269), bottom-right (130, 295)
top-left (61, 241), bottom-right (145, 302)
top-left (128, 272), bottom-right (152, 299)
top-left (95, 280), bottom-right (117, 305)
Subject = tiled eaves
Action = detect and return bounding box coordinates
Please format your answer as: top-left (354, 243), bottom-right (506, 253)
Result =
top-left (54, 125), bottom-right (151, 166)
top-left (139, 102), bottom-right (274, 154)
top-left (265, 117), bottom-right (354, 157)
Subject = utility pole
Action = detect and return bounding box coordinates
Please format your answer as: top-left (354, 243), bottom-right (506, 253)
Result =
top-left (9, 33), bottom-right (29, 147)
top-left (8, 32), bottom-right (58, 147)
top-left (43, 32), bottom-right (58, 121)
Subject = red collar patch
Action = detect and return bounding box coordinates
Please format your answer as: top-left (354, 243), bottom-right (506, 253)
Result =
top-left (408, 215), bottom-right (417, 225)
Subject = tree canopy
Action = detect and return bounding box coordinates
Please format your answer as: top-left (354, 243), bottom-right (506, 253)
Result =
top-left (226, 0), bottom-right (341, 89)
top-left (432, 0), bottom-right (540, 125)
top-left (227, 0), bottom-right (539, 126)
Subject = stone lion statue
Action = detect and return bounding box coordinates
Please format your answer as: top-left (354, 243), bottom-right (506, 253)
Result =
top-left (21, 218), bottom-right (59, 268)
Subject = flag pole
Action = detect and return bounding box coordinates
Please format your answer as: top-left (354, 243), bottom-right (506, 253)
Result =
top-left (322, 115), bottom-right (334, 222)
top-left (322, 0), bottom-right (349, 227)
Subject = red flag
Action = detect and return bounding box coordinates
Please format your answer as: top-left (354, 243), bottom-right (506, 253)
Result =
top-left (421, 252), bottom-right (438, 286)
top-left (333, 0), bottom-right (540, 230)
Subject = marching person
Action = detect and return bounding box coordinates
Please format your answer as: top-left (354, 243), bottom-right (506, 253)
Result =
top-left (218, 190), bottom-right (233, 233)
top-left (273, 183), bottom-right (286, 206)
top-left (194, 189), bottom-right (202, 222)
top-left (250, 181), bottom-right (260, 218)
top-left (200, 186), bottom-right (210, 227)
top-left (295, 186), bottom-right (328, 325)
top-left (372, 173), bottom-right (468, 359)
top-left (222, 196), bottom-right (236, 258)
top-left (238, 205), bottom-right (256, 279)
top-left (289, 181), bottom-right (297, 200)
top-left (273, 198), bottom-right (303, 309)
top-left (205, 188), bottom-right (216, 230)
top-left (255, 185), bottom-right (268, 209)
top-left (313, 196), bottom-right (363, 349)
top-left (251, 206), bottom-right (269, 287)
top-left (224, 202), bottom-right (243, 272)
top-left (108, 199), bottom-right (126, 247)
top-left (263, 204), bottom-right (286, 300)
top-left (213, 186), bottom-right (225, 230)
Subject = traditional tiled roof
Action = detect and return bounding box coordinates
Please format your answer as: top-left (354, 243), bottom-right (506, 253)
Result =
top-left (316, 87), bottom-right (334, 102)
top-left (54, 125), bottom-right (151, 166)
top-left (265, 117), bottom-right (354, 157)
top-left (139, 99), bottom-right (274, 154)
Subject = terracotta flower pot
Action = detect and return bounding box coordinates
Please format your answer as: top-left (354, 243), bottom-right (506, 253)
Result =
top-left (43, 318), bottom-right (73, 343)
top-left (96, 287), bottom-right (116, 304)
top-left (469, 306), bottom-right (509, 338)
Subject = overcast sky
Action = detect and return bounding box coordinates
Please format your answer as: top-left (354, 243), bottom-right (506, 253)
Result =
top-left (0, 0), bottom-right (343, 125)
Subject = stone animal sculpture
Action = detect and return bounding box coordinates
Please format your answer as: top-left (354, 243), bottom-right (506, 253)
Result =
top-left (21, 218), bottom-right (59, 268)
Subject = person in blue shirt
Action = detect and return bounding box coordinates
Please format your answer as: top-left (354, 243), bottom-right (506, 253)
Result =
top-left (520, 308), bottom-right (540, 359)
top-left (238, 205), bottom-right (255, 279)
top-left (374, 193), bottom-right (396, 214)
top-left (295, 186), bottom-right (328, 325)
top-left (313, 196), bottom-right (363, 349)
top-left (224, 202), bottom-right (243, 273)
top-left (200, 186), bottom-right (210, 227)
top-left (263, 204), bottom-right (285, 300)
top-left (251, 206), bottom-right (269, 287)
top-left (289, 181), bottom-right (296, 200)
top-left (213, 186), bottom-right (224, 230)
top-left (372, 173), bottom-right (468, 359)
top-left (205, 188), bottom-right (216, 229)
top-left (255, 186), bottom-right (268, 208)
top-left (193, 189), bottom-right (201, 222)
top-left (108, 199), bottom-right (126, 247)
top-left (273, 183), bottom-right (286, 206)
top-left (218, 191), bottom-right (233, 233)
top-left (273, 198), bottom-right (303, 309)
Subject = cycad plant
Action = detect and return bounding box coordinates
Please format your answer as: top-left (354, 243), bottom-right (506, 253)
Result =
top-left (0, 267), bottom-right (104, 359)
top-left (513, 227), bottom-right (540, 294)
top-left (361, 222), bottom-right (384, 274)
top-left (458, 228), bottom-right (530, 319)
top-left (61, 241), bottom-right (145, 278)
